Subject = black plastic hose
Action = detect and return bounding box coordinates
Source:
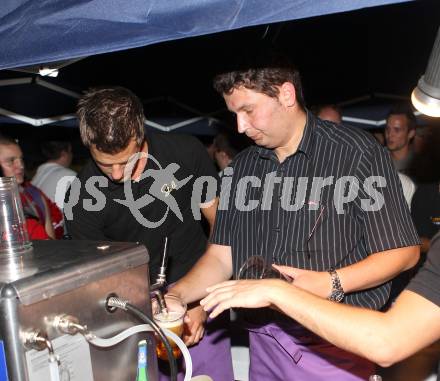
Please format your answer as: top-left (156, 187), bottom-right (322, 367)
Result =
top-left (107, 297), bottom-right (178, 381)
top-left (125, 303), bottom-right (178, 381)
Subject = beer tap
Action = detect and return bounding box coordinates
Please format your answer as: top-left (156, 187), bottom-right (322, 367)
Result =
top-left (150, 237), bottom-right (170, 312)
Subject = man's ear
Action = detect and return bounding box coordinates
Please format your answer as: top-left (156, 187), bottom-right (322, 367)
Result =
top-left (408, 128), bottom-right (416, 140)
top-left (279, 82), bottom-right (296, 107)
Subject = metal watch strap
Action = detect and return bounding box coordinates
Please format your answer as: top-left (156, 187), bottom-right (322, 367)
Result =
top-left (327, 267), bottom-right (344, 302)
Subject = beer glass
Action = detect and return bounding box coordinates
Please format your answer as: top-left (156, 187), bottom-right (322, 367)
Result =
top-left (152, 294), bottom-right (186, 361)
top-left (0, 177), bottom-right (32, 255)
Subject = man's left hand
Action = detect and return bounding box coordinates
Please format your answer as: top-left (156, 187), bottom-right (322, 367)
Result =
top-left (183, 304), bottom-right (207, 346)
top-left (201, 279), bottom-right (286, 318)
top-left (273, 265), bottom-right (332, 298)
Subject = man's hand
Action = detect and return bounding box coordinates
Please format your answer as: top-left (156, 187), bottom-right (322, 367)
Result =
top-left (273, 265), bottom-right (332, 299)
top-left (201, 279), bottom-right (287, 318)
top-left (183, 304), bottom-right (207, 346)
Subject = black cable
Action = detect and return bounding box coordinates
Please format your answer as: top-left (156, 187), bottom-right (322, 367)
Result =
top-left (125, 302), bottom-right (178, 381)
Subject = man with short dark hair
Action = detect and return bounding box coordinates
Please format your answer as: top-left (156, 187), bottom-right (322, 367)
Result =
top-left (384, 106), bottom-right (417, 173)
top-left (66, 87), bottom-right (234, 381)
top-left (169, 50), bottom-right (420, 380)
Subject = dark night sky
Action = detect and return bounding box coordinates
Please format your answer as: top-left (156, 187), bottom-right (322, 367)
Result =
top-left (52, 0), bottom-right (440, 111)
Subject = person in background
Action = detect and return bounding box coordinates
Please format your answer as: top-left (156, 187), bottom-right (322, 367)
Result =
top-left (199, 135), bottom-right (216, 161)
top-left (32, 141), bottom-right (77, 210)
top-left (201, 231), bottom-right (440, 380)
top-left (314, 104), bottom-right (343, 124)
top-left (384, 105), bottom-right (417, 174)
top-left (0, 136), bottom-right (62, 239)
top-left (213, 131), bottom-right (238, 175)
top-left (410, 127), bottom-right (440, 253)
top-left (169, 49), bottom-right (420, 381)
top-left (411, 181), bottom-right (440, 254)
top-left (65, 87), bottom-right (234, 381)
top-left (370, 128), bottom-right (385, 146)
top-left (413, 125), bottom-right (431, 154)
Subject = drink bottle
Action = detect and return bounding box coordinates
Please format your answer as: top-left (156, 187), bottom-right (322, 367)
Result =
top-left (136, 340), bottom-right (149, 381)
top-left (369, 375), bottom-right (382, 381)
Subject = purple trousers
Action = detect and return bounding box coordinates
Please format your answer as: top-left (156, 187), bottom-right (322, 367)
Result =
top-left (247, 320), bottom-right (375, 380)
top-left (158, 310), bottom-right (234, 381)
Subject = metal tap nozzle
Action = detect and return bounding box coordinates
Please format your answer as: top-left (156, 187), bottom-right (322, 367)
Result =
top-left (151, 289), bottom-right (168, 314)
top-left (150, 236), bottom-right (169, 291)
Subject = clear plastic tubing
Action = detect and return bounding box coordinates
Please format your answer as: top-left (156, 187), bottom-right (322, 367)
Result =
top-left (48, 357), bottom-right (61, 381)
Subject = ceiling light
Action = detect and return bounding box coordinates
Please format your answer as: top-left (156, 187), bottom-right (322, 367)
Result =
top-left (411, 27), bottom-right (440, 117)
top-left (38, 67), bottom-right (59, 77)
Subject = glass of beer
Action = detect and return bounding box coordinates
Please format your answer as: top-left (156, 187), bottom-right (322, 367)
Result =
top-left (151, 294), bottom-right (187, 361)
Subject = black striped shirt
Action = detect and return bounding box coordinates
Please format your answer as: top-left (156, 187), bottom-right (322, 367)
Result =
top-left (211, 111), bottom-right (420, 309)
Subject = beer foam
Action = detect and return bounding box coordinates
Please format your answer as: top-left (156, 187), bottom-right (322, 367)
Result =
top-left (154, 311), bottom-right (183, 327)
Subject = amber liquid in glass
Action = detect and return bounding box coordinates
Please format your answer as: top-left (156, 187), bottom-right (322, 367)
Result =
top-left (154, 311), bottom-right (184, 361)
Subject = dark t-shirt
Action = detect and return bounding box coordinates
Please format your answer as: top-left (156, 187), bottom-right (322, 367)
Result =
top-left (411, 182), bottom-right (440, 240)
top-left (389, 183), bottom-right (440, 302)
top-left (406, 232), bottom-right (440, 380)
top-left (65, 132), bottom-right (218, 283)
top-left (407, 231), bottom-right (440, 308)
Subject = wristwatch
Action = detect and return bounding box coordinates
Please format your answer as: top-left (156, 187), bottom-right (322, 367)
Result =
top-left (327, 267), bottom-right (345, 302)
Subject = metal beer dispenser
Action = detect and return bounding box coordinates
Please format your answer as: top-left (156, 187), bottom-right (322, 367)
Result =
top-left (0, 177), bottom-right (169, 380)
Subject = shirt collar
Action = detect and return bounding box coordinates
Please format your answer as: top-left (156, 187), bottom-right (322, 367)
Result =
top-left (297, 110), bottom-right (316, 159)
top-left (255, 109), bottom-right (316, 160)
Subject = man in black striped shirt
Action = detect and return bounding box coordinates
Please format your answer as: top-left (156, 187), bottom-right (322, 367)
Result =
top-left (170, 50), bottom-right (420, 380)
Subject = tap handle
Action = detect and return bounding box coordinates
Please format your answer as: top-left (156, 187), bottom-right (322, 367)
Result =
top-left (160, 236), bottom-right (169, 269)
top-left (156, 236), bottom-right (169, 284)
